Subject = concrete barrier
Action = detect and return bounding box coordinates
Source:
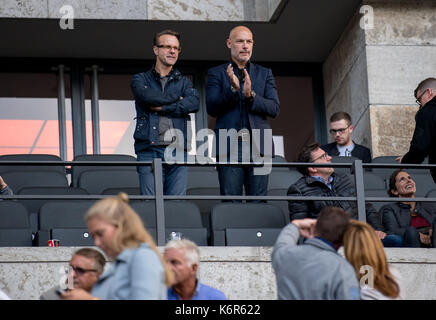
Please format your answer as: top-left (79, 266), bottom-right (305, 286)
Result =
top-left (0, 247), bottom-right (435, 300)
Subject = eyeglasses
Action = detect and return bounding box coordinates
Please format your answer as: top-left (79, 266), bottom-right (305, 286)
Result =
top-left (312, 152), bottom-right (329, 162)
top-left (156, 44), bottom-right (181, 52)
top-left (416, 89), bottom-right (428, 106)
top-left (329, 125), bottom-right (350, 135)
top-left (67, 265), bottom-right (98, 276)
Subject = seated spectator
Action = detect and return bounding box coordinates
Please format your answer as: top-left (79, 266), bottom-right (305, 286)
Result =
top-left (344, 220), bottom-right (403, 300)
top-left (0, 175), bottom-right (12, 196)
top-left (272, 206), bottom-right (360, 300)
top-left (61, 193), bottom-right (173, 300)
top-left (40, 248), bottom-right (106, 300)
top-left (164, 239), bottom-right (226, 300)
top-left (381, 169), bottom-right (436, 248)
top-left (322, 111), bottom-right (371, 162)
top-left (287, 142), bottom-right (401, 246)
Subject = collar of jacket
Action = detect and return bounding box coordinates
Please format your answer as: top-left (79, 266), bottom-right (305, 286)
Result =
top-left (304, 237), bottom-right (338, 253)
top-left (96, 243), bottom-right (151, 282)
top-left (304, 172), bottom-right (337, 186)
top-left (150, 65), bottom-right (181, 81)
top-left (230, 60), bottom-right (251, 73)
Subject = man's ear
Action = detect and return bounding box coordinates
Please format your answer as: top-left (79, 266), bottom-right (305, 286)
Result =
top-left (348, 124), bottom-right (354, 134)
top-left (226, 38), bottom-right (231, 49)
top-left (308, 166), bottom-right (317, 175)
top-left (153, 46), bottom-right (159, 56)
top-left (191, 263), bottom-right (198, 274)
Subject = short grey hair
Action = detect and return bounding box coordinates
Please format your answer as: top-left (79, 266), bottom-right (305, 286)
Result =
top-left (415, 77), bottom-right (436, 98)
top-left (165, 239), bottom-right (199, 267)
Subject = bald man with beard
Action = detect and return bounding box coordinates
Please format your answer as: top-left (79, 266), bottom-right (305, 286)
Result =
top-left (206, 26), bottom-right (280, 200)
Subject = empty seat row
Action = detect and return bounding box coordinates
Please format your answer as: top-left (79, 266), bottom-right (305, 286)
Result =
top-left (0, 200), bottom-right (288, 247)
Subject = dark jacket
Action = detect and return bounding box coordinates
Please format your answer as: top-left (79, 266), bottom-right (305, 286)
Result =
top-left (206, 62), bottom-right (280, 157)
top-left (380, 201), bottom-right (436, 237)
top-left (402, 96), bottom-right (436, 182)
top-left (131, 67), bottom-right (199, 154)
top-left (287, 173), bottom-right (383, 230)
top-left (321, 141), bottom-right (372, 163)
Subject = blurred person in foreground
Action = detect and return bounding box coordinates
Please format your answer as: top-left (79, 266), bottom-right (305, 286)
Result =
top-left (62, 193), bottom-right (173, 300)
top-left (344, 220), bottom-right (403, 300)
top-left (164, 239), bottom-right (226, 300)
top-left (272, 206), bottom-right (360, 300)
top-left (41, 248), bottom-right (105, 300)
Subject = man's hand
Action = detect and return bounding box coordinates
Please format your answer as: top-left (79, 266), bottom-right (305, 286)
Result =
top-left (226, 64), bottom-right (240, 91)
top-left (0, 176), bottom-right (6, 190)
top-left (61, 288), bottom-right (96, 300)
top-left (374, 230), bottom-right (386, 240)
top-left (292, 219), bottom-right (317, 238)
top-left (419, 232), bottom-right (431, 246)
top-left (395, 156), bottom-right (403, 163)
top-left (243, 69), bottom-right (252, 98)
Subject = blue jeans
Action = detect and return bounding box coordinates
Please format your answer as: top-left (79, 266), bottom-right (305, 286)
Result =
top-left (381, 234), bottom-right (403, 247)
top-left (216, 140), bottom-right (269, 202)
top-left (136, 146), bottom-right (187, 195)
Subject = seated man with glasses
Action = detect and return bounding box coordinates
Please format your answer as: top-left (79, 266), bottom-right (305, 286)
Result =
top-left (321, 112), bottom-right (372, 163)
top-left (40, 248), bottom-right (106, 300)
top-left (399, 77), bottom-right (436, 183)
top-left (287, 142), bottom-right (402, 247)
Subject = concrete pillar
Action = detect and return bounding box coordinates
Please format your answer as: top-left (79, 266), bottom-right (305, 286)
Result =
top-left (323, 0), bottom-right (436, 157)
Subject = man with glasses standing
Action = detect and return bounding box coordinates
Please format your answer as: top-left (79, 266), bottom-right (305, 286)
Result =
top-left (399, 78), bottom-right (436, 183)
top-left (286, 142), bottom-right (403, 247)
top-left (321, 112), bottom-right (372, 162)
top-left (131, 30), bottom-right (199, 195)
top-left (41, 248), bottom-right (106, 300)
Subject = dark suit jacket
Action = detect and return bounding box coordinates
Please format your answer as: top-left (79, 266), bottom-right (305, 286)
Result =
top-left (402, 96), bottom-right (436, 182)
top-left (206, 62), bottom-right (280, 157)
top-left (322, 141), bottom-right (372, 163)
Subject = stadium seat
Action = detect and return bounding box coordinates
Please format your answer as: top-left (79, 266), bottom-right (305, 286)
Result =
top-left (413, 173), bottom-right (436, 197)
top-left (1, 171), bottom-right (68, 193)
top-left (131, 200), bottom-right (208, 246)
top-left (365, 189), bottom-right (391, 212)
top-left (0, 154), bottom-right (65, 175)
top-left (101, 187), bottom-right (141, 195)
top-left (78, 169), bottom-right (139, 194)
top-left (0, 201), bottom-right (32, 246)
top-left (211, 203), bottom-right (287, 246)
top-left (71, 154), bottom-right (137, 187)
top-left (330, 156), bottom-right (360, 174)
top-left (37, 200), bottom-right (96, 246)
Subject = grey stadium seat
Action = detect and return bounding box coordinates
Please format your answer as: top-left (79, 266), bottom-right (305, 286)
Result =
top-left (78, 169), bottom-right (139, 194)
top-left (0, 154), bottom-right (65, 175)
top-left (1, 171), bottom-right (68, 193)
top-left (211, 203), bottom-right (287, 246)
top-left (0, 201), bottom-right (32, 246)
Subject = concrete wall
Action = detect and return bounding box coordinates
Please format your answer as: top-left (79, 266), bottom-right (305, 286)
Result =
top-left (322, 0), bottom-right (436, 157)
top-left (0, 0), bottom-right (284, 21)
top-left (0, 246), bottom-right (435, 300)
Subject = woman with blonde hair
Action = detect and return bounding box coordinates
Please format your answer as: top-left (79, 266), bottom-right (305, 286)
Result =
top-left (343, 220), bottom-right (403, 300)
top-left (62, 193), bottom-right (173, 300)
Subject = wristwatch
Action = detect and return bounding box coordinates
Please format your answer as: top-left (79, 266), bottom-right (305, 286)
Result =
top-left (247, 90), bottom-right (256, 101)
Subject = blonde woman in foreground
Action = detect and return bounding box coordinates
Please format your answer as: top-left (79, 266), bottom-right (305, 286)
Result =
top-left (62, 193), bottom-right (173, 300)
top-left (343, 220), bottom-right (403, 300)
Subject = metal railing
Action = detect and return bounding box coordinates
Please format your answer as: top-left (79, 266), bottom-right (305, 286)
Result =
top-left (1, 159), bottom-right (436, 245)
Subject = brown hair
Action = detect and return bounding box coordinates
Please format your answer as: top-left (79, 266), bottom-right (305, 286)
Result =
top-left (315, 206), bottom-right (351, 245)
top-left (85, 193), bottom-right (173, 287)
top-left (344, 220), bottom-right (400, 298)
top-left (388, 169), bottom-right (403, 197)
top-left (74, 248), bottom-right (106, 274)
top-left (153, 29), bottom-right (181, 48)
top-left (330, 111), bottom-right (352, 126)
top-left (296, 142), bottom-right (320, 175)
